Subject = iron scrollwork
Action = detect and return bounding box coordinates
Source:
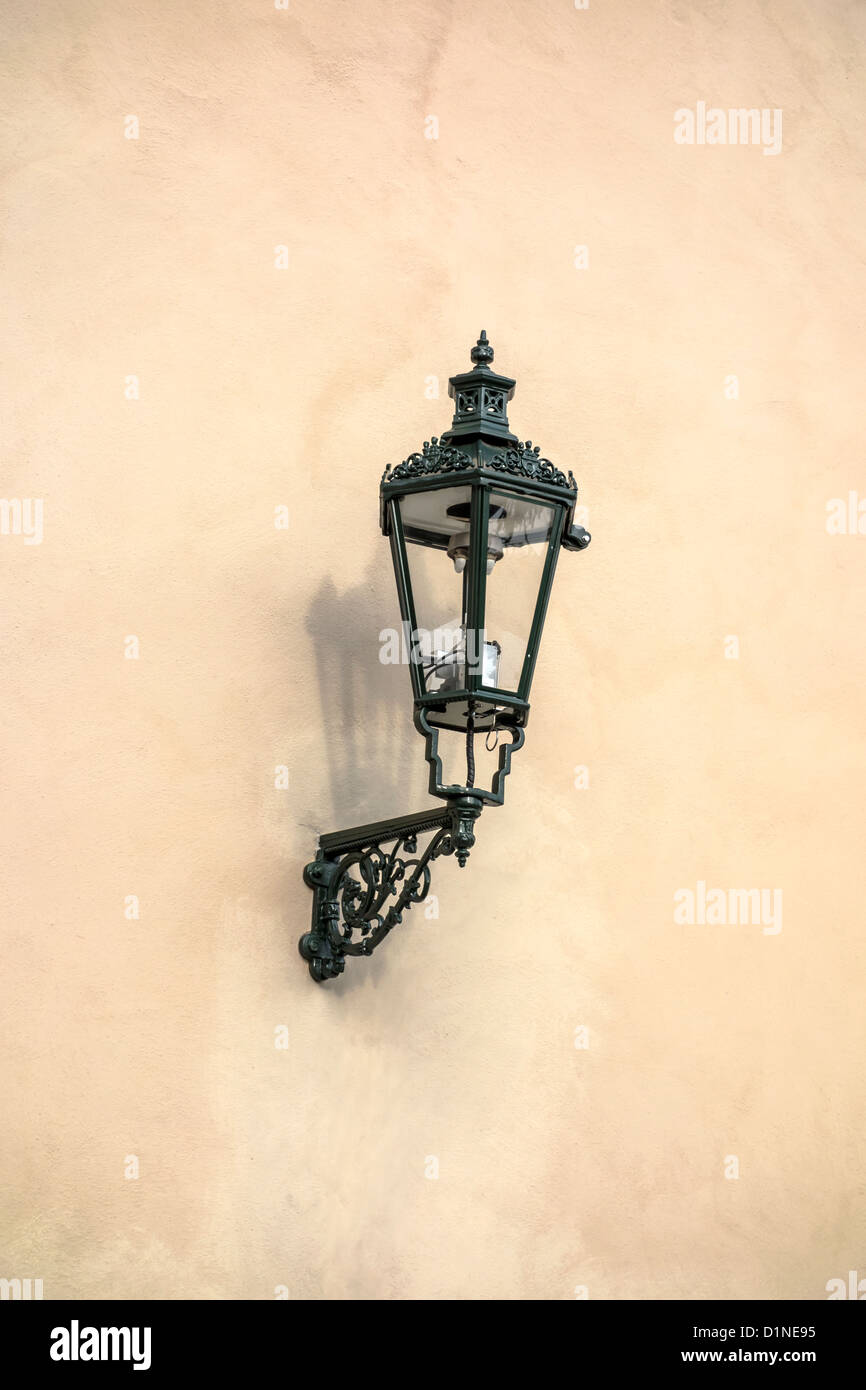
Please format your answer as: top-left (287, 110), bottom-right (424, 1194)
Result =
top-left (486, 441), bottom-right (576, 491)
top-left (300, 796), bottom-right (483, 982)
top-left (382, 437), bottom-right (576, 492)
top-left (382, 437), bottom-right (473, 484)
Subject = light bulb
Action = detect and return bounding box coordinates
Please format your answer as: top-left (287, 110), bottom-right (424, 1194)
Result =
top-left (453, 555), bottom-right (466, 574)
top-left (486, 556), bottom-right (496, 576)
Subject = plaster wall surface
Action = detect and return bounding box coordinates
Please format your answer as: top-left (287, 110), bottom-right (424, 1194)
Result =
top-left (1, 0), bottom-right (864, 1299)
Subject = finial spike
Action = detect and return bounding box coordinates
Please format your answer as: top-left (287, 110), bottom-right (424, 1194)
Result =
top-left (470, 330), bottom-right (494, 367)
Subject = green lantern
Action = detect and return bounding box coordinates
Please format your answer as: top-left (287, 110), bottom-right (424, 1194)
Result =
top-left (301, 333), bottom-right (591, 982)
top-left (381, 331), bottom-right (589, 746)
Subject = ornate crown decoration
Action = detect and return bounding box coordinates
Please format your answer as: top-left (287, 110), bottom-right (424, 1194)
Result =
top-left (383, 438), bottom-right (576, 491)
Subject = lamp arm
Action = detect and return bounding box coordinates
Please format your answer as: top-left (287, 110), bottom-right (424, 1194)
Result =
top-left (300, 795), bottom-right (484, 982)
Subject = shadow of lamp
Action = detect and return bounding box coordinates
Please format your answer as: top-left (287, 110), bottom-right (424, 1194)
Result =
top-left (300, 332), bottom-right (591, 982)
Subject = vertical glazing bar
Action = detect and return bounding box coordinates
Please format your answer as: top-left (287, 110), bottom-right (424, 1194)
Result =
top-left (466, 484), bottom-right (490, 694)
top-left (388, 499), bottom-right (425, 701)
top-left (517, 503), bottom-right (566, 701)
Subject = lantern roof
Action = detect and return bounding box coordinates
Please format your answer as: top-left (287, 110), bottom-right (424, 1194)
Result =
top-left (381, 332), bottom-right (578, 511)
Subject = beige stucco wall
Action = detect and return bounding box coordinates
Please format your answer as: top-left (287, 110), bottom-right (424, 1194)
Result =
top-left (2, 0), bottom-right (864, 1300)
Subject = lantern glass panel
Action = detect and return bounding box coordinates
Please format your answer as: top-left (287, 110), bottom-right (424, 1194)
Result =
top-left (482, 491), bottom-right (557, 693)
top-left (397, 486), bottom-right (475, 696)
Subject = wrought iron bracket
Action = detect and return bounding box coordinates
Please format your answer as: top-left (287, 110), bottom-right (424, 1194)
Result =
top-left (299, 795), bottom-right (484, 982)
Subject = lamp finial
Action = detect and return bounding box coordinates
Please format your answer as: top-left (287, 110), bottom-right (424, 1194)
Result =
top-left (470, 330), bottom-right (494, 367)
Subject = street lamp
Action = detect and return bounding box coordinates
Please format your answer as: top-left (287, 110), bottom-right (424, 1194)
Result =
top-left (300, 332), bottom-right (591, 982)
